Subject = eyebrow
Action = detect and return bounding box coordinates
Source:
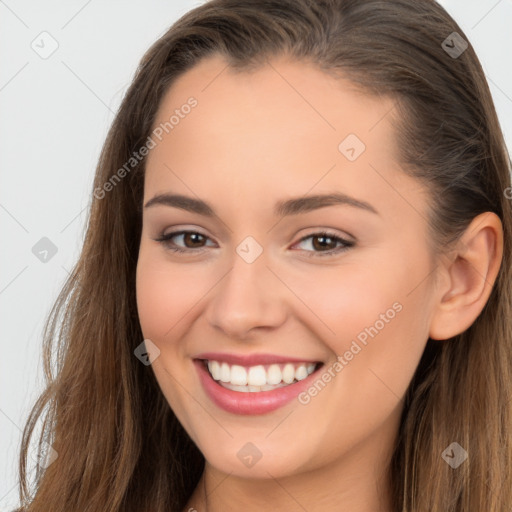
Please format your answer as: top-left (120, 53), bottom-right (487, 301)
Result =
top-left (144, 192), bottom-right (379, 217)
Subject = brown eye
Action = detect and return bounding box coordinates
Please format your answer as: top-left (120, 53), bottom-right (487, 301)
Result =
top-left (154, 229), bottom-right (354, 257)
top-left (181, 232), bottom-right (207, 248)
top-left (155, 230), bottom-right (214, 253)
top-left (311, 234), bottom-right (338, 251)
top-left (294, 231), bottom-right (354, 258)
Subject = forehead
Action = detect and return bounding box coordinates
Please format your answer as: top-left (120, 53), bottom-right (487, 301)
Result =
top-left (149, 53), bottom-right (398, 152)
top-left (143, 54), bottom-right (422, 223)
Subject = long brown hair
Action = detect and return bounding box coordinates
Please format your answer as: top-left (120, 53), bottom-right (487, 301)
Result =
top-left (14, 1), bottom-right (512, 510)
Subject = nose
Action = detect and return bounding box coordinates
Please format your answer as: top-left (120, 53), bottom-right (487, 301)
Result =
top-left (205, 249), bottom-right (287, 340)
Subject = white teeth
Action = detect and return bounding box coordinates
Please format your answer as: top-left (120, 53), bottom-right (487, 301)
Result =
top-left (282, 363), bottom-right (295, 384)
top-left (230, 365), bottom-right (247, 386)
top-left (205, 359), bottom-right (319, 390)
top-left (208, 360), bottom-right (220, 380)
top-left (295, 365), bottom-right (309, 381)
top-left (221, 382), bottom-right (290, 392)
top-left (247, 365), bottom-right (267, 386)
top-left (267, 364), bottom-right (282, 385)
top-left (260, 383), bottom-right (282, 391)
top-left (220, 362), bottom-right (230, 383)
top-left (221, 383), bottom-right (250, 392)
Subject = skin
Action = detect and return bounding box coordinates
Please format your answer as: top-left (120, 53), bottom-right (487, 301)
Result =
top-left (135, 54), bottom-right (503, 511)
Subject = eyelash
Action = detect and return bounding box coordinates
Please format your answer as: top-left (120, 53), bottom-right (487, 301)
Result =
top-left (154, 230), bottom-right (354, 258)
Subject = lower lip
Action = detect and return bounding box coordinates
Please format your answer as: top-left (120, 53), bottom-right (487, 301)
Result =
top-left (194, 359), bottom-right (322, 415)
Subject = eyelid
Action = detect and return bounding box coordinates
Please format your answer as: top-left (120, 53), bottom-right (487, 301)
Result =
top-left (154, 227), bottom-right (355, 257)
top-left (160, 226), bottom-right (210, 240)
top-left (291, 230), bottom-right (354, 257)
top-left (295, 228), bottom-right (355, 244)
top-left (156, 225), bottom-right (353, 242)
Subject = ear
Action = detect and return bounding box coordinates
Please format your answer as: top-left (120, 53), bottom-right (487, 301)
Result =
top-left (429, 212), bottom-right (504, 341)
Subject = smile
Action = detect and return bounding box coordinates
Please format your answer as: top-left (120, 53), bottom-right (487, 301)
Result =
top-left (194, 355), bottom-right (325, 415)
top-left (203, 359), bottom-right (319, 392)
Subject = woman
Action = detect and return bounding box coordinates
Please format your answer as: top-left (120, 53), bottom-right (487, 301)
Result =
top-left (15, 0), bottom-right (512, 510)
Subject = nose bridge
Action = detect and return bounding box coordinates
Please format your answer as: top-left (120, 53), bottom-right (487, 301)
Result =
top-left (205, 239), bottom-right (286, 338)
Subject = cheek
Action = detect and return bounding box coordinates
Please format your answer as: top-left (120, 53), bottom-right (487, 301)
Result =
top-left (135, 248), bottom-right (202, 341)
top-left (320, 247), bottom-right (431, 403)
top-left (136, 262), bottom-right (169, 340)
top-left (292, 245), bottom-right (431, 383)
top-left (282, 254), bottom-right (408, 348)
top-left (135, 249), bottom-right (202, 428)
top-left (286, 252), bottom-right (431, 462)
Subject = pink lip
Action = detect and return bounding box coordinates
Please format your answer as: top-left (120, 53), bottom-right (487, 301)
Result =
top-left (194, 359), bottom-right (323, 415)
top-left (194, 351), bottom-right (321, 366)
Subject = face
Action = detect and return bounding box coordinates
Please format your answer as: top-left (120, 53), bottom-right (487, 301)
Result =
top-left (136, 54), bottom-right (438, 480)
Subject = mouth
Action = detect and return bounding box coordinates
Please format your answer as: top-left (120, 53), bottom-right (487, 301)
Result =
top-left (197, 358), bottom-right (324, 393)
top-left (193, 354), bottom-right (327, 415)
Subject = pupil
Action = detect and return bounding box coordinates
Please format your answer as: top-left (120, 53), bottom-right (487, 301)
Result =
top-left (313, 235), bottom-right (334, 251)
top-left (186, 233), bottom-right (204, 247)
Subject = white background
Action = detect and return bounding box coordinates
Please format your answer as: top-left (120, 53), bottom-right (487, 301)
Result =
top-left (1, 1), bottom-right (511, 509)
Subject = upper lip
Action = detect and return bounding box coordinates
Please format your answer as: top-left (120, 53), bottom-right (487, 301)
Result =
top-left (195, 352), bottom-right (322, 367)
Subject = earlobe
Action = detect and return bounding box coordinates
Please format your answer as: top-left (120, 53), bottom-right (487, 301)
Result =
top-left (428, 212), bottom-right (503, 341)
